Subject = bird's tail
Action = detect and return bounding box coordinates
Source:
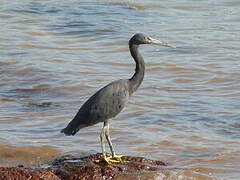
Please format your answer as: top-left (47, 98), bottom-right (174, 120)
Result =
top-left (61, 127), bottom-right (76, 136)
top-left (61, 119), bottom-right (84, 136)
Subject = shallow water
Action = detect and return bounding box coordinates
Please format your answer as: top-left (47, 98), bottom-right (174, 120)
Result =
top-left (0, 0), bottom-right (240, 179)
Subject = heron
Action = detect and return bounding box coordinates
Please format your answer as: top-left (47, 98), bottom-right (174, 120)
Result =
top-left (61, 33), bottom-right (174, 164)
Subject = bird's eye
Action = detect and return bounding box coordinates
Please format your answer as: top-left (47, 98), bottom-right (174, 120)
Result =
top-left (144, 37), bottom-right (149, 41)
top-left (145, 37), bottom-right (151, 41)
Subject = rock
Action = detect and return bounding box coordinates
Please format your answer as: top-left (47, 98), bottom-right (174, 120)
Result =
top-left (0, 167), bottom-right (60, 180)
top-left (0, 153), bottom-right (168, 180)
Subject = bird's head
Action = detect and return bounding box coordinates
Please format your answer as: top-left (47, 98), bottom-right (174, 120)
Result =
top-left (129, 33), bottom-right (175, 48)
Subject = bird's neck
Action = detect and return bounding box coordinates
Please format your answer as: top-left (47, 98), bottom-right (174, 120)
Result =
top-left (129, 43), bottom-right (145, 94)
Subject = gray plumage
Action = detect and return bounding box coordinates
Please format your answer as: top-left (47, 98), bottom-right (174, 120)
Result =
top-left (61, 33), bottom-right (174, 163)
top-left (61, 79), bottom-right (130, 135)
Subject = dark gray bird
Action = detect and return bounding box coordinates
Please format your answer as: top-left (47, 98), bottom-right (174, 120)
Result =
top-left (61, 33), bottom-right (174, 163)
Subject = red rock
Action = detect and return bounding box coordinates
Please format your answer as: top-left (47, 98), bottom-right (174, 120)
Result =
top-left (0, 153), bottom-right (167, 180)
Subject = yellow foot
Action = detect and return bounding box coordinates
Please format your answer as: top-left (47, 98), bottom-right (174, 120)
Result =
top-left (94, 155), bottom-right (123, 164)
top-left (111, 155), bottom-right (123, 162)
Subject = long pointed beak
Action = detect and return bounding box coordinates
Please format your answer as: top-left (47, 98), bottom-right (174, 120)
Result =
top-left (149, 37), bottom-right (176, 48)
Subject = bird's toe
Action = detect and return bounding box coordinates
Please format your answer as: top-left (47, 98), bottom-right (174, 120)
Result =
top-left (94, 154), bottom-right (124, 164)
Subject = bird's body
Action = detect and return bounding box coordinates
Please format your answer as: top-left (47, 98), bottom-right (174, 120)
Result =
top-left (61, 33), bottom-right (174, 163)
top-left (62, 79), bottom-right (130, 135)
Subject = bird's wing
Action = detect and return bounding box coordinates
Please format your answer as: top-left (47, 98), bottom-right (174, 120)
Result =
top-left (81, 79), bottom-right (130, 124)
top-left (91, 79), bottom-right (129, 119)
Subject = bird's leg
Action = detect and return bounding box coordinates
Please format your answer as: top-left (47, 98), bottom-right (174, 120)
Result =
top-left (95, 122), bottom-right (112, 164)
top-left (95, 121), bottom-right (123, 164)
top-left (105, 120), bottom-right (115, 157)
top-left (100, 122), bottom-right (107, 160)
top-left (105, 120), bottom-right (123, 163)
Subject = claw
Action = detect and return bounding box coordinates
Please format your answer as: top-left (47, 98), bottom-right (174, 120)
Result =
top-left (94, 154), bottom-right (124, 164)
top-left (111, 155), bottom-right (123, 162)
